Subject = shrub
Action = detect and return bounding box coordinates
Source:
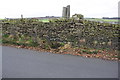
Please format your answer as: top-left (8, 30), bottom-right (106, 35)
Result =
top-left (49, 42), bottom-right (62, 49)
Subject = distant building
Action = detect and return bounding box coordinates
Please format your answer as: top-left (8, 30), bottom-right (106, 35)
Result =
top-left (21, 14), bottom-right (23, 18)
top-left (62, 5), bottom-right (70, 18)
top-left (32, 16), bottom-right (60, 19)
top-left (66, 5), bottom-right (70, 18)
top-left (62, 7), bottom-right (67, 18)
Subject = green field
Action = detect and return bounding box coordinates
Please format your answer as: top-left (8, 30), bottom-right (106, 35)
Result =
top-left (39, 19), bottom-right (49, 22)
top-left (85, 18), bottom-right (118, 23)
top-left (39, 18), bottom-right (118, 23)
top-left (0, 19), bottom-right (4, 20)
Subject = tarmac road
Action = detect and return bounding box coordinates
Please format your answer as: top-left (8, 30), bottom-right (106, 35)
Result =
top-left (2, 46), bottom-right (118, 78)
top-left (0, 46), bottom-right (2, 79)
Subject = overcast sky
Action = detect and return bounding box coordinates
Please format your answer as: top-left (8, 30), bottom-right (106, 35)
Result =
top-left (0, 0), bottom-right (119, 18)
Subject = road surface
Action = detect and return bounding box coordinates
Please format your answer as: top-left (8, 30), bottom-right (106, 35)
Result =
top-left (2, 46), bottom-right (118, 78)
top-left (0, 46), bottom-right (2, 79)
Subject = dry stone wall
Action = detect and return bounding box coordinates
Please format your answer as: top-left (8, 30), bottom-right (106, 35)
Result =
top-left (1, 18), bottom-right (119, 50)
